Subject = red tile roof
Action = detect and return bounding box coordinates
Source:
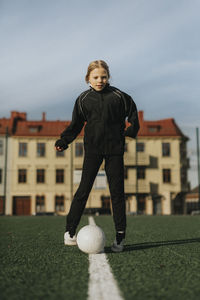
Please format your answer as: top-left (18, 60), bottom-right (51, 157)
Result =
top-left (14, 120), bottom-right (71, 137)
top-left (0, 111), bottom-right (27, 135)
top-left (0, 110), bottom-right (187, 139)
top-left (0, 118), bottom-right (11, 134)
top-left (186, 186), bottom-right (199, 201)
top-left (137, 111), bottom-right (186, 138)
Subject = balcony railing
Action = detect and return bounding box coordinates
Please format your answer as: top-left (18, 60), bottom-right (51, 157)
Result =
top-left (181, 182), bottom-right (190, 192)
top-left (74, 153), bottom-right (150, 167)
top-left (124, 152), bottom-right (150, 166)
top-left (125, 180), bottom-right (150, 193)
top-left (181, 157), bottom-right (190, 168)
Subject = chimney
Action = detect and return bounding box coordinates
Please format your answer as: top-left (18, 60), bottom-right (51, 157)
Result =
top-left (138, 111), bottom-right (144, 121)
top-left (42, 112), bottom-right (46, 121)
top-left (11, 111), bottom-right (27, 121)
top-left (10, 111), bottom-right (27, 134)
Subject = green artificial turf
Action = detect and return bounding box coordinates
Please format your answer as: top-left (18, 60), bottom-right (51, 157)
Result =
top-left (1, 215), bottom-right (200, 300)
top-left (0, 216), bottom-right (89, 300)
top-left (94, 215), bottom-right (200, 300)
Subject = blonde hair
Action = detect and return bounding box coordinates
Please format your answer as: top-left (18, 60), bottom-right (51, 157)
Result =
top-left (85, 60), bottom-right (110, 83)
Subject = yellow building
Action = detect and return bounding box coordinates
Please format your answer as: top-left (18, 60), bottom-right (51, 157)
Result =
top-left (1, 111), bottom-right (189, 216)
top-left (0, 115), bottom-right (14, 215)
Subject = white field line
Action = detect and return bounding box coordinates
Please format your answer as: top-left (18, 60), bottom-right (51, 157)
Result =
top-left (88, 216), bottom-right (124, 300)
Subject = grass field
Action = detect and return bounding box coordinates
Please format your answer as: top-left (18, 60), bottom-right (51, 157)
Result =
top-left (0, 215), bottom-right (200, 300)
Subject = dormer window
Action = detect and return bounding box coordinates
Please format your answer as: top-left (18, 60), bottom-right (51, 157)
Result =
top-left (148, 126), bottom-right (160, 133)
top-left (29, 127), bottom-right (38, 133)
top-left (28, 125), bottom-right (42, 133)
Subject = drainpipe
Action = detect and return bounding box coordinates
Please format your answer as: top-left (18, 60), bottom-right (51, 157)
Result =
top-left (196, 128), bottom-right (200, 208)
top-left (3, 127), bottom-right (9, 215)
top-left (135, 137), bottom-right (138, 214)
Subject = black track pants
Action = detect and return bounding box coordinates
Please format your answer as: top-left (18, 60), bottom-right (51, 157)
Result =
top-left (66, 154), bottom-right (126, 233)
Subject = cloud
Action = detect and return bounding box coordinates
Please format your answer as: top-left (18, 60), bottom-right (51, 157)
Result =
top-left (0, 0), bottom-right (200, 188)
top-left (0, 0), bottom-right (199, 123)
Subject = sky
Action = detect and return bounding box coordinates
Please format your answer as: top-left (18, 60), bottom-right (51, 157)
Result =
top-left (0, 0), bottom-right (200, 188)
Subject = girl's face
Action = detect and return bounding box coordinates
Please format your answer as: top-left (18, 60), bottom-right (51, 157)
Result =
top-left (89, 67), bottom-right (109, 91)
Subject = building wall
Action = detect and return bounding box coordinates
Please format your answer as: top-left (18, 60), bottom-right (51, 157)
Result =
top-left (124, 136), bottom-right (188, 215)
top-left (0, 135), bottom-right (12, 215)
top-left (0, 136), bottom-right (5, 197)
top-left (5, 134), bottom-right (189, 216)
top-left (10, 137), bottom-right (70, 215)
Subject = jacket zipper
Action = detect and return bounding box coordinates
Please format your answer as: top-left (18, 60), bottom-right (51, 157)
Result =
top-left (100, 93), bottom-right (106, 154)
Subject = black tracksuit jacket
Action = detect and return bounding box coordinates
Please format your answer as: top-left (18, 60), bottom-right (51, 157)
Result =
top-left (60, 84), bottom-right (140, 155)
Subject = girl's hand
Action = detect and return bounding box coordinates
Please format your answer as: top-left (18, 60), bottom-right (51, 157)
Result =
top-left (55, 139), bottom-right (68, 151)
top-left (55, 146), bottom-right (64, 152)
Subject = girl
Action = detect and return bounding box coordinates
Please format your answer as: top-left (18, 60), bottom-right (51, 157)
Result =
top-left (55, 60), bottom-right (139, 252)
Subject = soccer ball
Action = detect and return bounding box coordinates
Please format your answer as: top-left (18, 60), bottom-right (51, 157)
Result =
top-left (77, 225), bottom-right (105, 254)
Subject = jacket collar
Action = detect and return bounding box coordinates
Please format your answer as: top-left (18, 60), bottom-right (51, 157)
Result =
top-left (89, 83), bottom-right (110, 93)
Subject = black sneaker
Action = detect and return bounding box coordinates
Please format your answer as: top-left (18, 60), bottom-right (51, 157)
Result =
top-left (111, 232), bottom-right (125, 252)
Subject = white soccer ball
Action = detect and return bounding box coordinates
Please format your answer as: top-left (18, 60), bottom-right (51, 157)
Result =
top-left (77, 225), bottom-right (105, 254)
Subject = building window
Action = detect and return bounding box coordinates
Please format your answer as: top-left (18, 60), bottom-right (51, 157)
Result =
top-left (148, 126), bottom-right (160, 133)
top-left (29, 127), bottom-right (38, 133)
top-left (55, 196), bottom-right (64, 212)
top-left (137, 195), bottom-right (146, 213)
top-left (37, 169), bottom-right (45, 183)
top-left (137, 167), bottom-right (145, 179)
top-left (36, 195), bottom-right (45, 212)
top-left (29, 126), bottom-right (42, 133)
top-left (37, 143), bottom-right (45, 157)
top-left (136, 142), bottom-right (145, 152)
top-left (162, 143), bottom-right (170, 157)
top-left (163, 169), bottom-right (171, 183)
top-left (56, 150), bottom-right (64, 157)
top-left (75, 142), bottom-right (83, 157)
top-left (0, 169), bottom-right (2, 183)
top-left (56, 169), bottom-right (64, 183)
top-left (19, 143), bottom-right (27, 157)
top-left (18, 169), bottom-right (27, 183)
top-left (0, 140), bottom-right (3, 155)
top-left (101, 196), bottom-right (111, 209)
